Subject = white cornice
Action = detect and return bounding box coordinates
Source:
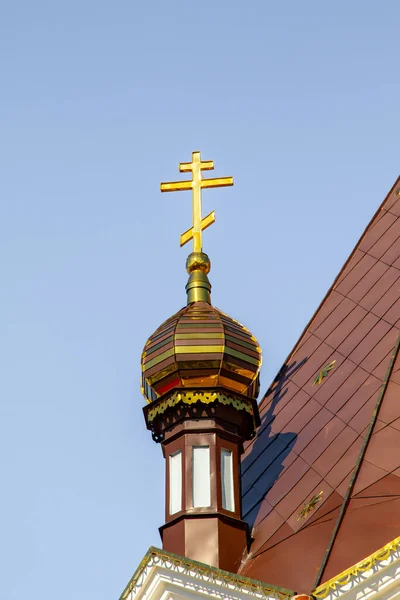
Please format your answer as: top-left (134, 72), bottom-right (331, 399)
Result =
top-left (120, 548), bottom-right (293, 600)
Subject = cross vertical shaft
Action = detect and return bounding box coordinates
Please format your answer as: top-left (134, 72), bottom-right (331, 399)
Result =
top-left (192, 152), bottom-right (202, 253)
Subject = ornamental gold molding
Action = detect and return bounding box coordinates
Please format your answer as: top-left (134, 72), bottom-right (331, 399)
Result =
top-left (313, 535), bottom-right (400, 598)
top-left (120, 546), bottom-right (294, 600)
top-left (147, 390), bottom-right (255, 423)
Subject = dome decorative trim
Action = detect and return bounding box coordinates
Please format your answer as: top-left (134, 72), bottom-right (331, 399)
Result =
top-left (147, 389), bottom-right (255, 423)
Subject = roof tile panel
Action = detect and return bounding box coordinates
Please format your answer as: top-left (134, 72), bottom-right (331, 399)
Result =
top-left (290, 343), bottom-right (334, 388)
top-left (384, 185), bottom-right (400, 211)
top-left (359, 211), bottom-right (397, 253)
top-left (242, 429), bottom-right (298, 498)
top-left (327, 368), bottom-right (375, 416)
top-left (265, 456), bottom-right (310, 507)
top-left (347, 390), bottom-right (380, 433)
top-left (371, 279), bottom-right (400, 317)
top-left (377, 380), bottom-right (400, 425)
top-left (291, 407), bottom-right (333, 455)
top-left (388, 197), bottom-right (400, 216)
top-left (383, 297), bottom-right (400, 325)
top-left (276, 398), bottom-right (323, 438)
top-left (325, 304), bottom-right (367, 349)
top-left (348, 319), bottom-right (392, 364)
top-left (360, 321), bottom-right (399, 372)
top-left (300, 417), bottom-right (347, 466)
top-left (353, 459), bottom-right (389, 495)
top-left (393, 253), bottom-right (400, 270)
top-left (369, 221), bottom-right (400, 260)
top-left (364, 425), bottom-right (400, 472)
top-left (335, 470), bottom-right (355, 497)
top-left (258, 378), bottom-right (304, 421)
top-left (335, 249), bottom-right (365, 287)
top-left (252, 498), bottom-right (274, 528)
top-left (392, 418), bottom-right (400, 431)
top-left (312, 426), bottom-right (359, 477)
top-left (380, 235), bottom-right (400, 265)
top-left (372, 349), bottom-right (394, 379)
top-left (359, 267), bottom-right (400, 310)
top-left (243, 388), bottom-right (310, 467)
top-left (347, 261), bottom-right (389, 304)
top-left (249, 512), bottom-right (287, 555)
top-left (324, 437), bottom-right (364, 489)
top-left (337, 312), bottom-right (380, 357)
top-left (309, 290), bottom-right (344, 331)
top-left (273, 468), bottom-right (323, 521)
top-left (335, 253), bottom-right (376, 296)
top-left (313, 298), bottom-right (357, 340)
top-left (312, 357), bottom-right (355, 406)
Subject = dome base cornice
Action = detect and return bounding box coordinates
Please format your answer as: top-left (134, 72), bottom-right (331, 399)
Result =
top-left (143, 387), bottom-right (260, 443)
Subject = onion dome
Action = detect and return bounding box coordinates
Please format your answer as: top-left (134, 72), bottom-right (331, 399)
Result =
top-left (141, 252), bottom-right (262, 403)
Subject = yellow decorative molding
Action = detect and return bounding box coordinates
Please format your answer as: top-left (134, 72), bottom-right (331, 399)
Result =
top-left (147, 390), bottom-right (254, 423)
top-left (120, 546), bottom-right (294, 600)
top-left (313, 535), bottom-right (400, 598)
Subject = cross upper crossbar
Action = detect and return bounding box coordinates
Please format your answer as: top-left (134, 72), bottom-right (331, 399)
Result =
top-left (160, 151), bottom-right (234, 252)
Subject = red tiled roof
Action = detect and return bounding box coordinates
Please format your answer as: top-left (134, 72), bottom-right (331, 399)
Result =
top-left (239, 176), bottom-right (400, 593)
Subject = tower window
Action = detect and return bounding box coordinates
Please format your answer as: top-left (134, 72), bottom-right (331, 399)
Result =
top-left (192, 446), bottom-right (211, 508)
top-left (169, 450), bottom-right (182, 515)
top-left (221, 449), bottom-right (235, 512)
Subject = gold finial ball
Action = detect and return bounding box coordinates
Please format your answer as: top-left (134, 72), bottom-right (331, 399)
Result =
top-left (186, 252), bottom-right (211, 274)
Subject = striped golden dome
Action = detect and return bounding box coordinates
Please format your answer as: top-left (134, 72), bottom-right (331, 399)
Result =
top-left (141, 301), bottom-right (261, 403)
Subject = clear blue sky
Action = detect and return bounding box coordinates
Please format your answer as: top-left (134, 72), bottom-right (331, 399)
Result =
top-left (0, 2), bottom-right (399, 598)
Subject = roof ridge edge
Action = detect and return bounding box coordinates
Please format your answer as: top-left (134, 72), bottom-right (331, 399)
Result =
top-left (263, 174), bottom-right (400, 398)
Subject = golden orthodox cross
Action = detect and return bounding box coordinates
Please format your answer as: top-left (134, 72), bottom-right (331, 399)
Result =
top-left (160, 151), bottom-right (233, 253)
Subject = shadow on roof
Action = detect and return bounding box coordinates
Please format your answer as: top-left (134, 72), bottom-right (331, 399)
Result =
top-left (241, 359), bottom-right (307, 532)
